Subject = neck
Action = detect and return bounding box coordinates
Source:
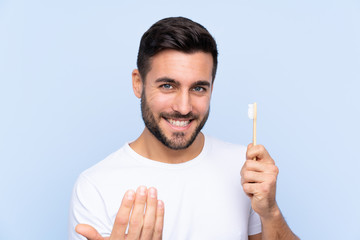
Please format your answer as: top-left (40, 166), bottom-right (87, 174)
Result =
top-left (129, 128), bottom-right (205, 164)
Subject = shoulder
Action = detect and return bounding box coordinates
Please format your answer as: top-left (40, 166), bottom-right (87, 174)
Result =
top-left (203, 135), bottom-right (248, 169)
top-left (205, 135), bottom-right (247, 157)
top-left (78, 144), bottom-right (133, 184)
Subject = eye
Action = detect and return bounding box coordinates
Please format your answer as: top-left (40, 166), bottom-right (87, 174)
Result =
top-left (192, 86), bottom-right (206, 92)
top-left (161, 84), bottom-right (173, 90)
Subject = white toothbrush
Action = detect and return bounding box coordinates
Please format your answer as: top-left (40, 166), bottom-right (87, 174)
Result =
top-left (248, 103), bottom-right (257, 160)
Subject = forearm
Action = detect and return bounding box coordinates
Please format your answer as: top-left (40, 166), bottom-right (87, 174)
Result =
top-left (260, 206), bottom-right (299, 240)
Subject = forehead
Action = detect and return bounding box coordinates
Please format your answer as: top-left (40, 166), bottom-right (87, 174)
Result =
top-left (146, 50), bottom-right (213, 85)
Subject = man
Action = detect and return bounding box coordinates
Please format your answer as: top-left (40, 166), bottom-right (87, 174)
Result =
top-left (68, 17), bottom-right (299, 240)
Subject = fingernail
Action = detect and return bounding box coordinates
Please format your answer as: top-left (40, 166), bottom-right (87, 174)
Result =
top-left (127, 190), bottom-right (135, 200)
top-left (149, 187), bottom-right (157, 198)
top-left (157, 200), bottom-right (164, 209)
top-left (139, 186), bottom-right (146, 196)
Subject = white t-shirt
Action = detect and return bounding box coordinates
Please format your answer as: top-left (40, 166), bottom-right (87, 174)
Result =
top-left (68, 135), bottom-right (262, 240)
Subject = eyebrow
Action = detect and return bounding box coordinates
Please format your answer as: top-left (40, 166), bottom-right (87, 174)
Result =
top-left (155, 77), bottom-right (178, 84)
top-left (155, 78), bottom-right (211, 88)
top-left (192, 81), bottom-right (211, 88)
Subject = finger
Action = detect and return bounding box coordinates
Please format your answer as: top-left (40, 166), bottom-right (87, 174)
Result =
top-left (242, 182), bottom-right (260, 197)
top-left (110, 190), bottom-right (136, 239)
top-left (153, 200), bottom-right (165, 240)
top-left (247, 144), bottom-right (268, 159)
top-left (140, 187), bottom-right (158, 240)
top-left (76, 224), bottom-right (106, 240)
top-left (247, 143), bottom-right (254, 151)
top-left (241, 160), bottom-right (278, 175)
top-left (241, 160), bottom-right (267, 173)
top-left (127, 186), bottom-right (147, 239)
top-left (241, 170), bottom-right (266, 184)
top-left (243, 179), bottom-right (277, 197)
top-left (246, 144), bottom-right (273, 163)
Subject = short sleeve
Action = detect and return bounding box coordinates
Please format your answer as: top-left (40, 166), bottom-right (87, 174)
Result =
top-left (68, 174), bottom-right (112, 240)
top-left (248, 207), bottom-right (262, 236)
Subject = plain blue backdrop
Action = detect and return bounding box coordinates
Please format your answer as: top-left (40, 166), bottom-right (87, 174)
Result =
top-left (1, 0), bottom-right (359, 239)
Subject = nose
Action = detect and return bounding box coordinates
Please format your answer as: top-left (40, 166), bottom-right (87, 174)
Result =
top-left (172, 90), bottom-right (192, 115)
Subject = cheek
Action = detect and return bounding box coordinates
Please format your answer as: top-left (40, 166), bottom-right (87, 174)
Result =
top-left (193, 97), bottom-right (211, 114)
top-left (147, 93), bottom-right (173, 112)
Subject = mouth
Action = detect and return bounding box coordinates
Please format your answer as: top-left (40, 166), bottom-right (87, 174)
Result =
top-left (160, 111), bottom-right (197, 130)
top-left (163, 117), bottom-right (193, 130)
top-left (165, 118), bottom-right (192, 128)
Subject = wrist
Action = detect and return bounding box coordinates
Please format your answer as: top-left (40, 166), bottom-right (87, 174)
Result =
top-left (260, 203), bottom-right (282, 222)
top-left (260, 206), bottom-right (299, 240)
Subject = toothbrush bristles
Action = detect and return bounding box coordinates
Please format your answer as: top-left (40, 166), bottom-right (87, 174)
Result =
top-left (248, 104), bottom-right (254, 119)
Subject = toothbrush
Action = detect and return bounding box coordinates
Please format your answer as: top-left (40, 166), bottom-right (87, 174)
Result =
top-left (248, 102), bottom-right (257, 160)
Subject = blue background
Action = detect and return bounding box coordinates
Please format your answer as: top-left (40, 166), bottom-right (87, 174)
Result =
top-left (1, 0), bottom-right (359, 239)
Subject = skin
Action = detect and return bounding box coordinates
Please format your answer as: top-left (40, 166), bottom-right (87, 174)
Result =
top-left (76, 50), bottom-right (298, 240)
top-left (130, 50), bottom-right (214, 163)
top-left (76, 186), bottom-right (164, 240)
top-left (242, 144), bottom-right (299, 240)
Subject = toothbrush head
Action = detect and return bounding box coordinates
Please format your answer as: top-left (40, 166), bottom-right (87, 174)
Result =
top-left (248, 103), bottom-right (257, 120)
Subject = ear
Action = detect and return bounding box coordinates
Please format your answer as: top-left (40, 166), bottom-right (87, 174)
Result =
top-left (132, 69), bottom-right (143, 99)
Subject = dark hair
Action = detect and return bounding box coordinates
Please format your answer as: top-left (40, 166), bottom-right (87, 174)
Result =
top-left (137, 17), bottom-right (218, 82)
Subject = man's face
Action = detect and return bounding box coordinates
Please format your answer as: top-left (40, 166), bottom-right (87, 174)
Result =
top-left (140, 50), bottom-right (213, 150)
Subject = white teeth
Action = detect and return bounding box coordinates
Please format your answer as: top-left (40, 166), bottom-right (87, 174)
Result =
top-left (168, 119), bottom-right (190, 127)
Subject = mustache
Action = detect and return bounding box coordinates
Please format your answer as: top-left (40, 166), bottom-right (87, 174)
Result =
top-left (160, 111), bottom-right (198, 120)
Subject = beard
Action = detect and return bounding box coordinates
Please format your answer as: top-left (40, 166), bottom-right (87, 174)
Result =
top-left (141, 90), bottom-right (209, 150)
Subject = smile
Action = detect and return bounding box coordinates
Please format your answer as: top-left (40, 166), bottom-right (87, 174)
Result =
top-left (166, 118), bottom-right (191, 127)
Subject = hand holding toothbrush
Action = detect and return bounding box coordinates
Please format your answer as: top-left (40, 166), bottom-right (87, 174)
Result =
top-left (241, 143), bottom-right (279, 219)
top-left (241, 102), bottom-right (279, 217)
top-left (241, 103), bottom-right (299, 240)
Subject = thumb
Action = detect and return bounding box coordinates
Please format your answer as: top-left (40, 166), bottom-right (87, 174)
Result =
top-left (247, 143), bottom-right (254, 151)
top-left (75, 224), bottom-right (106, 240)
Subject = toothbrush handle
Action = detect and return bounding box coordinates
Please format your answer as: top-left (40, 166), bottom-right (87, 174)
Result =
top-left (253, 117), bottom-right (257, 146)
top-left (253, 103), bottom-right (257, 160)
